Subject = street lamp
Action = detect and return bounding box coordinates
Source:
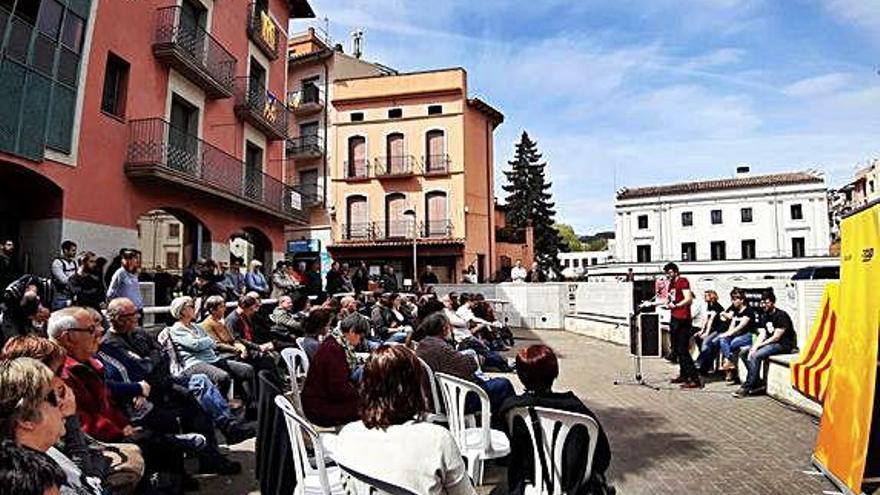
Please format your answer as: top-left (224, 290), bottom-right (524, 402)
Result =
top-left (403, 208), bottom-right (417, 290)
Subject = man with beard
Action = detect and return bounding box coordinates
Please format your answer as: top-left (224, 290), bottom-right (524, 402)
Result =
top-left (68, 252), bottom-right (105, 312)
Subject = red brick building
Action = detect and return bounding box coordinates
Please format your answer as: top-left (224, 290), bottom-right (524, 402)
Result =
top-left (0, 0), bottom-right (314, 275)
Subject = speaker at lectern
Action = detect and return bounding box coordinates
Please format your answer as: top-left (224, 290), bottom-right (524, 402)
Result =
top-left (629, 313), bottom-right (661, 357)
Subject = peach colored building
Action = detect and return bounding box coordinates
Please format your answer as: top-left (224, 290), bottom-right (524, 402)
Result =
top-left (327, 68), bottom-right (503, 284)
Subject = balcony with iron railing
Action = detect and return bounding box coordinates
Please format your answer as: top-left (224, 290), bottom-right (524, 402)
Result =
top-left (234, 77), bottom-right (290, 140)
top-left (124, 118), bottom-right (306, 223)
top-left (374, 155), bottom-right (418, 179)
top-left (423, 154), bottom-right (451, 176)
top-left (247, 2), bottom-right (280, 60)
top-left (152, 6), bottom-right (237, 99)
top-left (287, 134), bottom-right (324, 159)
top-left (287, 84), bottom-right (323, 115)
top-left (423, 219), bottom-right (454, 238)
top-left (338, 220), bottom-right (455, 242)
top-left (344, 159), bottom-right (372, 181)
top-left (341, 223), bottom-right (374, 241)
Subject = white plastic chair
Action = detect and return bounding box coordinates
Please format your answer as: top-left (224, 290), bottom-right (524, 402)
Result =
top-left (336, 462), bottom-right (419, 495)
top-left (434, 372), bottom-right (510, 485)
top-left (416, 357), bottom-right (447, 424)
top-left (274, 395), bottom-right (346, 495)
top-left (280, 347), bottom-right (309, 416)
top-left (507, 406), bottom-right (600, 495)
top-left (296, 336), bottom-right (306, 350)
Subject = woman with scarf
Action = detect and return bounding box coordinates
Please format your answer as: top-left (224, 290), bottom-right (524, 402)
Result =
top-left (300, 314), bottom-right (369, 428)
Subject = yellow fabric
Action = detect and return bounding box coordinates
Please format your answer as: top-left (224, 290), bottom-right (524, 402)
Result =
top-left (790, 283), bottom-right (838, 403)
top-left (260, 11), bottom-right (276, 49)
top-left (814, 203), bottom-right (880, 493)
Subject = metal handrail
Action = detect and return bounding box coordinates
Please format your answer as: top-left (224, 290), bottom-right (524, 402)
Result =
top-left (288, 134), bottom-right (324, 155)
top-left (344, 159), bottom-right (371, 179)
top-left (153, 6), bottom-right (237, 90)
top-left (126, 118), bottom-right (304, 218)
top-left (375, 155), bottom-right (418, 176)
top-left (423, 154), bottom-right (451, 174)
top-left (234, 76), bottom-right (290, 138)
top-left (422, 219), bottom-right (453, 238)
top-left (287, 83), bottom-right (322, 109)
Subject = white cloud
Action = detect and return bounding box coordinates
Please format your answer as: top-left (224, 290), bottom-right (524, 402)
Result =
top-left (820, 0), bottom-right (880, 34)
top-left (783, 73), bottom-right (852, 97)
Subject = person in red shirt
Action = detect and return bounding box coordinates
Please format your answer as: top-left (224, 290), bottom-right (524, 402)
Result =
top-left (663, 262), bottom-right (701, 388)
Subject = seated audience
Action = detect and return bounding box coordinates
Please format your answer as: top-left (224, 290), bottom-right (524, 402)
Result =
top-left (694, 290), bottom-right (725, 375)
top-left (207, 295), bottom-right (278, 369)
top-left (0, 357), bottom-right (103, 495)
top-left (301, 314), bottom-right (368, 427)
top-left (269, 294), bottom-right (309, 340)
top-left (67, 252), bottom-right (104, 312)
top-left (244, 260), bottom-right (269, 299)
top-left (715, 289), bottom-right (757, 382)
top-left (166, 296), bottom-right (256, 412)
top-left (2, 335), bottom-right (144, 493)
top-left (370, 293), bottom-right (410, 343)
top-left (300, 308), bottom-right (332, 361)
top-left (499, 345), bottom-right (612, 495)
top-left (415, 313), bottom-right (514, 423)
top-left (1, 275), bottom-right (53, 341)
top-left (734, 291), bottom-right (796, 398)
top-left (333, 345), bottom-right (477, 495)
top-left (0, 440), bottom-right (68, 495)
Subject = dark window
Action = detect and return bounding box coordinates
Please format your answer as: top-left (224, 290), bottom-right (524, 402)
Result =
top-left (61, 12), bottom-right (84, 52)
top-left (681, 211), bottom-right (693, 227)
top-left (37, 0), bottom-right (64, 39)
top-left (791, 204), bottom-right (803, 220)
top-left (711, 210), bottom-right (723, 225)
top-left (591, 258), bottom-right (598, 266)
top-left (741, 207), bottom-right (753, 223)
top-left (681, 242), bottom-right (696, 261)
top-left (388, 108), bottom-right (402, 119)
top-left (741, 240), bottom-right (756, 259)
top-left (637, 215), bottom-right (648, 229)
top-left (710, 241), bottom-right (726, 261)
top-left (350, 112), bottom-right (364, 122)
top-left (101, 53), bottom-right (129, 117)
top-left (563, 259), bottom-right (570, 268)
top-left (167, 224), bottom-right (180, 239)
top-left (428, 105), bottom-right (442, 115)
top-left (244, 141), bottom-right (263, 200)
top-left (168, 95), bottom-right (199, 171)
top-left (792, 237), bottom-right (806, 258)
top-left (165, 251), bottom-right (179, 270)
top-left (573, 259), bottom-right (580, 268)
top-left (636, 245), bottom-right (651, 263)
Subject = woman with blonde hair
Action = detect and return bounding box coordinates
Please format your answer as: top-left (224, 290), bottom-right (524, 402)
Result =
top-left (244, 260), bottom-right (269, 298)
top-left (695, 289), bottom-right (726, 375)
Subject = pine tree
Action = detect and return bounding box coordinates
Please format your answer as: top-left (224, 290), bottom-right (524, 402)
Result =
top-left (502, 132), bottom-right (564, 274)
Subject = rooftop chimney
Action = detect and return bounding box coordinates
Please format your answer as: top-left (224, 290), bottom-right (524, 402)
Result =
top-left (351, 29), bottom-right (363, 59)
top-left (735, 165), bottom-right (751, 178)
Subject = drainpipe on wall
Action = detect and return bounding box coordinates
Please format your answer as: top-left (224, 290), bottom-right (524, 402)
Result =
top-left (485, 120), bottom-right (493, 280)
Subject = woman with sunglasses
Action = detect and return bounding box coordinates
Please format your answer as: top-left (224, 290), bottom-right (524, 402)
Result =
top-left (0, 356), bottom-right (104, 495)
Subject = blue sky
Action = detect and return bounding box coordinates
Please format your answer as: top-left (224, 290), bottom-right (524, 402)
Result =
top-left (291, 0), bottom-right (880, 234)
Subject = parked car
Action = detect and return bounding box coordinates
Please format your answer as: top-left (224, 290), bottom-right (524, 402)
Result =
top-left (791, 265), bottom-right (840, 280)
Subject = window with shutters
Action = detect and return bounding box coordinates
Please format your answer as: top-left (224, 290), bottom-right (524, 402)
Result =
top-left (346, 196), bottom-right (368, 239)
top-left (385, 193), bottom-right (408, 238)
top-left (425, 130), bottom-right (446, 173)
top-left (347, 136), bottom-right (367, 178)
top-left (425, 191), bottom-right (448, 237)
top-left (0, 0), bottom-right (91, 159)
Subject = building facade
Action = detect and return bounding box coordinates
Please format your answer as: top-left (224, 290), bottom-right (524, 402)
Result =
top-left (615, 168), bottom-right (830, 264)
top-left (0, 0), bottom-right (314, 276)
top-left (326, 68), bottom-right (503, 285)
top-left (558, 247), bottom-right (615, 279)
top-left (283, 28), bottom-right (393, 269)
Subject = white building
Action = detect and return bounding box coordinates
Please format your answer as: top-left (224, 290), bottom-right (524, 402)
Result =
top-left (558, 243), bottom-right (615, 279)
top-left (614, 167), bottom-right (830, 264)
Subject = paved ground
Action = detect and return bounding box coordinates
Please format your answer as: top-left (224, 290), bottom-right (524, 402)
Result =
top-left (198, 329), bottom-right (837, 495)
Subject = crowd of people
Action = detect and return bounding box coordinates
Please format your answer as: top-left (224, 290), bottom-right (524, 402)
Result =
top-left (0, 238), bottom-right (613, 494)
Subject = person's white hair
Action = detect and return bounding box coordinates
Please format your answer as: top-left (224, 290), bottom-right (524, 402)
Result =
top-left (46, 307), bottom-right (82, 339)
top-left (169, 296), bottom-right (193, 320)
top-left (248, 259), bottom-right (262, 270)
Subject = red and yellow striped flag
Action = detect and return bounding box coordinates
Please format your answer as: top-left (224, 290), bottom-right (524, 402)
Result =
top-left (790, 283), bottom-right (838, 403)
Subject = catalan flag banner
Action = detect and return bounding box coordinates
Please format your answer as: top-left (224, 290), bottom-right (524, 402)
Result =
top-left (790, 282), bottom-right (838, 403)
top-left (260, 11), bottom-right (276, 48)
top-left (814, 202), bottom-right (880, 495)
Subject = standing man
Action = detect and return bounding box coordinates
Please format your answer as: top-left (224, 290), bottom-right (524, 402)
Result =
top-left (663, 262), bottom-right (700, 388)
top-left (526, 262), bottom-right (546, 283)
top-left (381, 265), bottom-right (399, 293)
top-left (106, 249), bottom-right (143, 312)
top-left (50, 240), bottom-right (78, 310)
top-left (734, 291), bottom-right (795, 397)
top-left (0, 238), bottom-right (19, 289)
top-left (510, 260), bottom-right (527, 283)
top-left (68, 251), bottom-right (105, 312)
top-left (419, 265), bottom-right (439, 287)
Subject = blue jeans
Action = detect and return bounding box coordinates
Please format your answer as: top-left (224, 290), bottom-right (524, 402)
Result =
top-left (385, 331), bottom-right (409, 344)
top-left (186, 373), bottom-right (235, 426)
top-left (696, 331), bottom-right (723, 372)
top-left (720, 333), bottom-right (752, 360)
top-left (742, 343), bottom-right (789, 389)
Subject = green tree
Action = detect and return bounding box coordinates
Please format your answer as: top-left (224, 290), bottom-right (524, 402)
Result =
top-left (502, 131), bottom-right (564, 274)
top-left (555, 224), bottom-right (583, 251)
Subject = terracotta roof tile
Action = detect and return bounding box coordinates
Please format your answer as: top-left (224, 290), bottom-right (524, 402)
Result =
top-left (617, 171), bottom-right (824, 200)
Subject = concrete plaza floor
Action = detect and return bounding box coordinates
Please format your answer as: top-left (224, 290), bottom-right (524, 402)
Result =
top-left (199, 328), bottom-right (836, 494)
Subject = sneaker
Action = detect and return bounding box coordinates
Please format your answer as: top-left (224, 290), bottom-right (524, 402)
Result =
top-left (169, 433), bottom-right (207, 453)
top-left (732, 386), bottom-right (751, 398)
top-left (222, 423), bottom-right (256, 445)
top-left (670, 375), bottom-right (686, 384)
top-left (680, 379), bottom-right (703, 389)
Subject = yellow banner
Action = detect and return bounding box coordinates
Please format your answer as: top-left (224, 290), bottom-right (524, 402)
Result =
top-left (814, 203), bottom-right (880, 493)
top-left (791, 283), bottom-right (838, 403)
top-left (260, 11), bottom-right (276, 49)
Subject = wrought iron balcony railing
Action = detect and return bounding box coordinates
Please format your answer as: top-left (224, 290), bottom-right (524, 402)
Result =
top-left (341, 223), bottom-right (373, 241)
top-left (287, 84), bottom-right (323, 114)
top-left (344, 159), bottom-right (371, 180)
top-left (247, 2), bottom-right (279, 60)
top-left (124, 118), bottom-right (305, 222)
top-left (375, 155), bottom-right (418, 177)
top-left (423, 219), bottom-right (454, 238)
top-left (423, 154), bottom-right (451, 175)
top-left (152, 6), bottom-right (236, 98)
top-left (287, 135), bottom-right (324, 158)
top-left (234, 77), bottom-right (289, 140)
